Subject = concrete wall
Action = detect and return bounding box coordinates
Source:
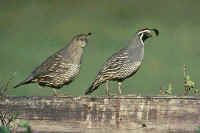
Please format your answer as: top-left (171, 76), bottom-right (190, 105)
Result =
top-left (0, 96), bottom-right (200, 133)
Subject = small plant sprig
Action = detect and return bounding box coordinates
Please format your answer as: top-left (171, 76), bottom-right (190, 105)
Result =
top-left (159, 64), bottom-right (199, 96)
top-left (0, 73), bottom-right (15, 99)
top-left (0, 111), bottom-right (18, 128)
top-left (18, 120), bottom-right (32, 133)
top-left (183, 64), bottom-right (198, 95)
top-left (0, 111), bottom-right (31, 133)
top-left (160, 83), bottom-right (173, 95)
top-left (0, 111), bottom-right (18, 133)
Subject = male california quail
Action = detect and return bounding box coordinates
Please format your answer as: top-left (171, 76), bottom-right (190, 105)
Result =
top-left (14, 32), bottom-right (92, 95)
top-left (85, 28), bottom-right (159, 96)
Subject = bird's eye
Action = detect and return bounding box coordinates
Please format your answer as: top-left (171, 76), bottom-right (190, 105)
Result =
top-left (80, 38), bottom-right (84, 41)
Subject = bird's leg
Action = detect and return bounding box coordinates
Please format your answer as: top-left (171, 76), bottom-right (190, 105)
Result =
top-left (105, 80), bottom-right (110, 96)
top-left (52, 89), bottom-right (66, 97)
top-left (53, 88), bottom-right (58, 96)
top-left (118, 81), bottom-right (122, 96)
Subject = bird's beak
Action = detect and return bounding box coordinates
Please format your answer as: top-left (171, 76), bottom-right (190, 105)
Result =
top-left (150, 29), bottom-right (159, 36)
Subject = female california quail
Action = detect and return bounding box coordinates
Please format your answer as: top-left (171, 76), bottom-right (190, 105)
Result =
top-left (85, 28), bottom-right (159, 96)
top-left (14, 32), bottom-right (92, 95)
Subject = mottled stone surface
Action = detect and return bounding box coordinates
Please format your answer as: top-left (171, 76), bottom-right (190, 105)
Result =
top-left (0, 96), bottom-right (200, 133)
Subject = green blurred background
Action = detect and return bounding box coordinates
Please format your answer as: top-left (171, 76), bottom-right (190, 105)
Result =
top-left (0, 0), bottom-right (200, 96)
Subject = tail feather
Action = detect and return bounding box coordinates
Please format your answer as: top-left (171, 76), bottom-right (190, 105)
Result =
top-left (85, 76), bottom-right (105, 95)
top-left (14, 76), bottom-right (34, 88)
top-left (85, 83), bottom-right (99, 95)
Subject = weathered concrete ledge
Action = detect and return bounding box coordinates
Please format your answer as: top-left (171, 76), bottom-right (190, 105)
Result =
top-left (0, 96), bottom-right (200, 133)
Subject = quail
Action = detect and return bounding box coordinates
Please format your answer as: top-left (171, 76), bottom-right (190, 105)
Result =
top-left (14, 32), bottom-right (92, 95)
top-left (85, 28), bottom-right (159, 96)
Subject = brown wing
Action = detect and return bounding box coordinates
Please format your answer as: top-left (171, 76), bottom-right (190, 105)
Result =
top-left (31, 49), bottom-right (70, 78)
top-left (93, 48), bottom-right (129, 87)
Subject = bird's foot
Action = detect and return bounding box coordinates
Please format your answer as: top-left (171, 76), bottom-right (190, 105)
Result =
top-left (106, 92), bottom-right (116, 98)
top-left (53, 93), bottom-right (66, 97)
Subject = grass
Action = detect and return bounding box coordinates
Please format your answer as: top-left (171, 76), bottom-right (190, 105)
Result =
top-left (1, 0), bottom-right (200, 96)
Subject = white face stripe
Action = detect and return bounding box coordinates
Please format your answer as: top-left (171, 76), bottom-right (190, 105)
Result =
top-left (137, 29), bottom-right (151, 35)
top-left (137, 29), bottom-right (151, 46)
top-left (139, 33), bottom-right (144, 46)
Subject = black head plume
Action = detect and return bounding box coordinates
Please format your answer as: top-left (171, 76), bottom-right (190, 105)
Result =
top-left (87, 32), bottom-right (92, 36)
top-left (151, 29), bottom-right (159, 36)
